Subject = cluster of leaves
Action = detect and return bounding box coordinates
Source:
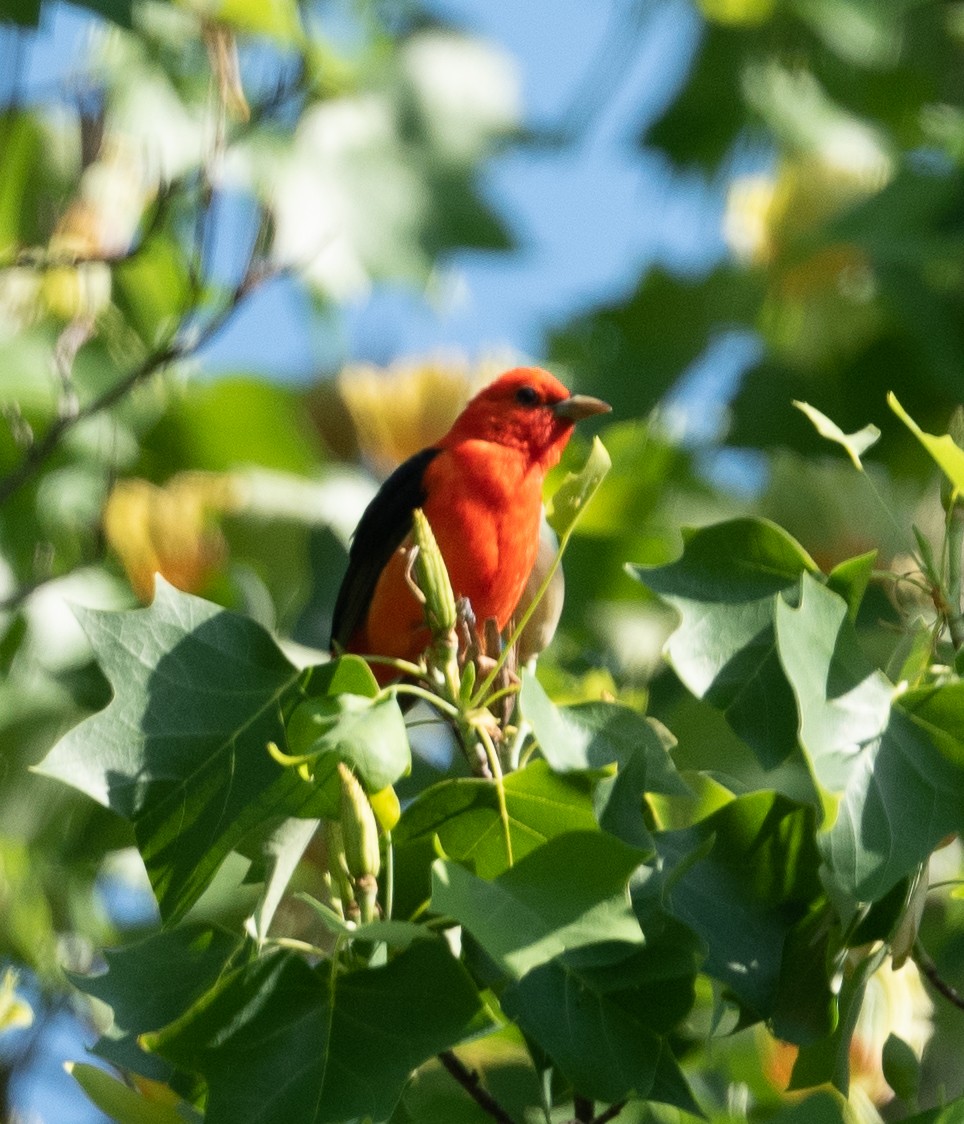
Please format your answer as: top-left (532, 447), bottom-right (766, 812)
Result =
top-left (23, 407), bottom-right (964, 1124)
top-left (3, 0), bottom-right (964, 1122)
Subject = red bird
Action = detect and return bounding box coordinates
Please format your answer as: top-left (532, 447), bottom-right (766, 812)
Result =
top-left (330, 367), bottom-right (610, 676)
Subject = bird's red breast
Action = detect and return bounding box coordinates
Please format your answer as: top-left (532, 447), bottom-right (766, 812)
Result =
top-left (331, 367), bottom-right (610, 675)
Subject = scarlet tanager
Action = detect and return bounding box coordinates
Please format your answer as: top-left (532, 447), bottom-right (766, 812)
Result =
top-left (330, 367), bottom-right (610, 677)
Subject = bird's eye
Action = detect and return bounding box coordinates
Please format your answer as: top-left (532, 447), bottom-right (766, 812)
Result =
top-left (515, 385), bottom-right (540, 407)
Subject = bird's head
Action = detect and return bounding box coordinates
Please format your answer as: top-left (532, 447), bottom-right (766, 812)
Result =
top-left (442, 367), bottom-right (610, 469)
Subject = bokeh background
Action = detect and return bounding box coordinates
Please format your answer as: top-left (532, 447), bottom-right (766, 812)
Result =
top-left (2, 0), bottom-right (964, 1120)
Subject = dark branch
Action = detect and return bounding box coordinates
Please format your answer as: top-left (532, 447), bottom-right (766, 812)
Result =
top-left (914, 938), bottom-right (964, 1011)
top-left (574, 1095), bottom-right (594, 1122)
top-left (438, 1050), bottom-right (516, 1124)
top-left (593, 1102), bottom-right (628, 1124)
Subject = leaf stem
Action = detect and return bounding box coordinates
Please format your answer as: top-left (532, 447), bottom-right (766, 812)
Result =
top-left (945, 498), bottom-right (964, 650)
top-left (388, 683), bottom-right (460, 719)
top-left (438, 1050), bottom-right (517, 1124)
top-left (477, 724), bottom-right (513, 867)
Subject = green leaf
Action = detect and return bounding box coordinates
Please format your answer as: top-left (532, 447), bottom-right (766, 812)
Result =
top-left (113, 235), bottom-right (191, 348)
top-left (775, 575), bottom-right (964, 899)
top-left (431, 831), bottom-right (646, 980)
top-left (889, 392), bottom-right (964, 494)
top-left (213, 0), bottom-right (303, 41)
top-left (902, 1097), bottom-right (964, 1124)
top-left (68, 1063), bottom-right (200, 1124)
top-left (501, 960), bottom-right (662, 1103)
top-left (146, 941), bottom-right (482, 1124)
top-left (793, 400), bottom-right (881, 470)
top-left (632, 517), bottom-right (818, 768)
top-left (280, 691), bottom-right (411, 816)
top-left (790, 944), bottom-right (888, 1093)
top-left (143, 377), bottom-right (322, 476)
top-left (71, 923), bottom-right (242, 1080)
top-left (520, 675), bottom-right (688, 848)
top-left (545, 435), bottom-right (612, 539)
top-left (394, 759), bottom-right (597, 881)
top-left (248, 817), bottom-right (319, 944)
top-left (882, 1032), bottom-right (921, 1101)
top-left (656, 791), bottom-right (825, 1031)
top-left (826, 550), bottom-right (877, 622)
top-left (37, 581), bottom-right (314, 922)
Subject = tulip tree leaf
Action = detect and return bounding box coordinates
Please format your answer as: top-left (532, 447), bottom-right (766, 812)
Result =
top-left (889, 392), bottom-right (964, 494)
top-left (145, 941), bottom-right (482, 1124)
top-left (501, 961), bottom-right (662, 1103)
top-left (71, 923), bottom-right (243, 1080)
top-left (656, 791), bottom-right (826, 1034)
top-left (501, 907), bottom-right (701, 1105)
top-left (520, 675), bottom-right (689, 848)
top-left (632, 518), bottom-right (819, 768)
top-left (37, 582), bottom-right (407, 923)
top-left (792, 401), bottom-right (881, 470)
top-left (394, 759), bottom-right (597, 881)
top-left (775, 575), bottom-right (964, 900)
top-left (431, 831), bottom-right (646, 980)
top-left (68, 1063), bottom-right (200, 1124)
top-left (546, 435), bottom-right (612, 539)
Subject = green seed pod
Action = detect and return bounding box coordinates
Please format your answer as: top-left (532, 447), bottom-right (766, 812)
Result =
top-left (411, 508), bottom-right (457, 637)
top-left (338, 763), bottom-right (380, 882)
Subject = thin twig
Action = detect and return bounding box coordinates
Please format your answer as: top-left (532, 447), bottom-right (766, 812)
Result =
top-left (574, 1094), bottom-right (594, 1122)
top-left (0, 179), bottom-right (178, 275)
top-left (913, 938), bottom-right (964, 1011)
top-left (0, 255), bottom-right (274, 509)
top-left (438, 1050), bottom-right (516, 1124)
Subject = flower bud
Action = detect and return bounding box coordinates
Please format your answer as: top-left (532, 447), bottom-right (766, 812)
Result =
top-left (411, 508), bottom-right (457, 637)
top-left (337, 763), bottom-right (380, 882)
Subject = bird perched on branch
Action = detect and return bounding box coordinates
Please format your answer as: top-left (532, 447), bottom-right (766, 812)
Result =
top-left (330, 366), bottom-right (610, 680)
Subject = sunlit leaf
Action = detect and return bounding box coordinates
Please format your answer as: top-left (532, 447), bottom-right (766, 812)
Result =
top-left (431, 831), bottom-right (646, 980)
top-left (545, 435), bottom-right (611, 539)
top-left (632, 518), bottom-right (819, 768)
top-left (775, 574), bottom-right (964, 899)
top-left (792, 400), bottom-right (881, 469)
top-left (394, 759), bottom-right (597, 881)
top-left (36, 581), bottom-right (314, 921)
top-left (68, 1063), bottom-right (200, 1124)
top-left (889, 391), bottom-right (964, 494)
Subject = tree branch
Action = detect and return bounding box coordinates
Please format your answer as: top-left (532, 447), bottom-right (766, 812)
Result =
top-left (913, 938), bottom-right (964, 1011)
top-left (438, 1050), bottom-right (516, 1124)
top-left (574, 1094), bottom-right (594, 1122)
top-left (593, 1102), bottom-right (628, 1124)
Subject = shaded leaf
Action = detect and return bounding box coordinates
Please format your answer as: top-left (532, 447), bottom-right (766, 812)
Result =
top-left (72, 922), bottom-right (242, 1080)
top-left (501, 960), bottom-right (662, 1103)
top-left (656, 791), bottom-right (825, 1033)
top-left (146, 941), bottom-right (482, 1124)
top-left (632, 517), bottom-right (818, 767)
top-left (431, 831), bottom-right (646, 980)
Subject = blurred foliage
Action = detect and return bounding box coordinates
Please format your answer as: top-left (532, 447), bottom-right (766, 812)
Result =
top-left (1, 0), bottom-right (964, 1122)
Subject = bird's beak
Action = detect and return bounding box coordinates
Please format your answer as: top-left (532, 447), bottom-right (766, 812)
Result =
top-left (553, 394), bottom-right (611, 421)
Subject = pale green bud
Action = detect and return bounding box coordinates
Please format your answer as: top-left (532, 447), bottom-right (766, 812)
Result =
top-left (338, 763), bottom-right (381, 882)
top-left (411, 508), bottom-right (457, 638)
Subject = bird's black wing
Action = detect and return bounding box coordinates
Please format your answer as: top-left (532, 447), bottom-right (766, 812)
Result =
top-left (330, 446), bottom-right (442, 650)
